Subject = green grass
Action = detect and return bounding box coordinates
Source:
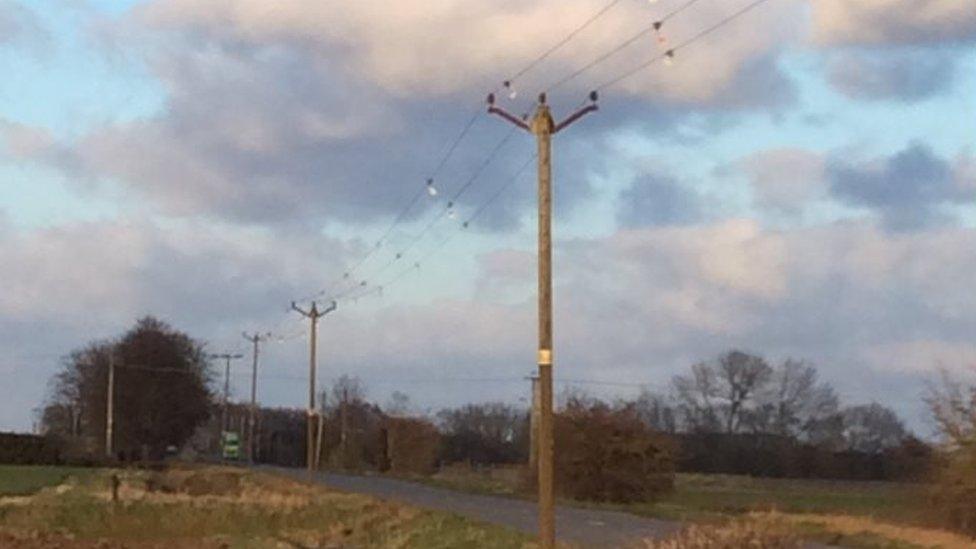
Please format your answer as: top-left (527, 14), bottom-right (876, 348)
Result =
top-left (638, 474), bottom-right (922, 523)
top-left (416, 467), bottom-right (943, 548)
top-left (422, 468), bottom-right (921, 524)
top-left (0, 465), bottom-right (93, 496)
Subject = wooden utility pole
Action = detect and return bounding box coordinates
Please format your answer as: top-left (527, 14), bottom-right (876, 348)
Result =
top-left (105, 351), bottom-right (115, 458)
top-left (211, 353), bottom-right (243, 436)
top-left (242, 332), bottom-right (272, 464)
top-left (291, 300), bottom-right (337, 476)
top-left (529, 374), bottom-right (540, 471)
top-left (340, 386), bottom-right (349, 461)
top-left (488, 91), bottom-right (598, 549)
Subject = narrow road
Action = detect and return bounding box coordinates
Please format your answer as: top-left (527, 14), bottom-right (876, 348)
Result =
top-left (271, 468), bottom-right (680, 547)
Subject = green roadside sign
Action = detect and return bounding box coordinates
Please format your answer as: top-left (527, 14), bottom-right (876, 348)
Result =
top-left (221, 431), bottom-right (240, 460)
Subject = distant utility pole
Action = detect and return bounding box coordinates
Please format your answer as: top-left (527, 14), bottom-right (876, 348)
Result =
top-left (242, 331), bottom-right (272, 464)
top-left (105, 351), bottom-right (115, 458)
top-left (211, 352), bottom-right (243, 435)
top-left (291, 300), bottom-right (337, 477)
top-left (488, 90), bottom-right (598, 549)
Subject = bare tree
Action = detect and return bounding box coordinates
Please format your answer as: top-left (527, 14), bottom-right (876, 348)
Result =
top-left (673, 351), bottom-right (772, 434)
top-left (746, 359), bottom-right (839, 439)
top-left (385, 391), bottom-right (412, 417)
top-left (672, 361), bottom-right (721, 433)
top-left (633, 389), bottom-right (677, 434)
top-left (925, 370), bottom-right (976, 447)
top-left (840, 403), bottom-right (907, 454)
top-left (328, 375), bottom-right (366, 409)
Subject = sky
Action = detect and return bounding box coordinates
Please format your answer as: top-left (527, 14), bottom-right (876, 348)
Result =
top-left (0, 0), bottom-right (974, 433)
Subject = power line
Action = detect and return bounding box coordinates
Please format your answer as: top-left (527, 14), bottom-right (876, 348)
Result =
top-left (301, 108), bottom-right (485, 303)
top-left (337, 154), bottom-right (536, 304)
top-left (336, 126), bottom-right (521, 296)
top-left (503, 0), bottom-right (626, 89)
top-left (299, 1), bottom-right (651, 304)
top-left (545, 0), bottom-right (706, 93)
top-left (593, 0), bottom-right (775, 91)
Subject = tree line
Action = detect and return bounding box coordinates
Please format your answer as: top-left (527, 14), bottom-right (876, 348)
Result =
top-left (28, 319), bottom-right (937, 481)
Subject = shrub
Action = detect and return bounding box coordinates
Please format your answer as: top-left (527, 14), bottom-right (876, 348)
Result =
top-left (384, 417), bottom-right (440, 475)
top-left (531, 399), bottom-right (674, 503)
top-left (0, 432), bottom-right (63, 465)
top-left (931, 443), bottom-right (976, 536)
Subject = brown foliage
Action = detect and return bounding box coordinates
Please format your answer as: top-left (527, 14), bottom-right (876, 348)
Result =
top-left (539, 399), bottom-right (674, 503)
top-left (145, 469), bottom-right (243, 497)
top-left (383, 416), bottom-right (440, 475)
top-left (931, 445), bottom-right (976, 536)
top-left (926, 372), bottom-right (976, 536)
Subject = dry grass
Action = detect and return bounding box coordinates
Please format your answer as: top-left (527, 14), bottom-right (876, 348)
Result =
top-left (643, 515), bottom-right (800, 548)
top-left (0, 465), bottom-right (533, 548)
top-left (642, 511), bottom-right (975, 549)
top-left (777, 512), bottom-right (976, 549)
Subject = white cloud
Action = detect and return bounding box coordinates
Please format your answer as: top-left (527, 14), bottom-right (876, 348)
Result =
top-left (811, 0), bottom-right (976, 46)
top-left (737, 148), bottom-right (826, 212)
top-left (0, 218), bottom-right (350, 326)
top-left (135, 0), bottom-right (801, 102)
top-left (4, 215), bottom-right (976, 430)
top-left (861, 340), bottom-right (976, 376)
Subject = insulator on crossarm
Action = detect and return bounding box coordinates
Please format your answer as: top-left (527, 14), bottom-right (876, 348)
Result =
top-left (504, 80), bottom-right (517, 100)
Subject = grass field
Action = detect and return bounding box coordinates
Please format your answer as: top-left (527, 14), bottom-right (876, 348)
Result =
top-left (0, 465), bottom-right (534, 548)
top-left (637, 474), bottom-right (921, 523)
top-left (0, 465), bottom-right (94, 496)
top-left (425, 466), bottom-right (972, 548)
top-left (2, 465), bottom-right (969, 548)
top-left (428, 467), bottom-right (920, 522)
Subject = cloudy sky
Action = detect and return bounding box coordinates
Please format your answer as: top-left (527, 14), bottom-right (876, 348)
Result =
top-left (1, 0), bottom-right (974, 433)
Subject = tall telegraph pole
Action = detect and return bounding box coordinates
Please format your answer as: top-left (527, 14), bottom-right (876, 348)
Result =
top-left (242, 331), bottom-right (272, 464)
top-left (291, 300), bottom-right (337, 476)
top-left (211, 353), bottom-right (243, 435)
top-left (487, 91), bottom-right (598, 549)
top-left (105, 351), bottom-right (115, 458)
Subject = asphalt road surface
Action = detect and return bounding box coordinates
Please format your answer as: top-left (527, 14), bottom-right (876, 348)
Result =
top-left (271, 468), bottom-right (681, 547)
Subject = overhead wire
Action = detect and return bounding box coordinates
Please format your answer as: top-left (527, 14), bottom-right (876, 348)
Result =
top-left (592, 0), bottom-right (774, 91)
top-left (338, 125), bottom-right (521, 294)
top-left (268, 0), bottom-right (781, 407)
top-left (503, 0), bottom-right (626, 88)
top-left (337, 154), bottom-right (536, 304)
top-left (301, 108), bottom-right (485, 303)
top-left (545, 0), bottom-right (706, 93)
top-left (299, 0), bottom-right (639, 305)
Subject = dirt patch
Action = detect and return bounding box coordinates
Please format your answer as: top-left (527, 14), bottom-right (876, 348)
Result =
top-left (145, 469), bottom-right (242, 497)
